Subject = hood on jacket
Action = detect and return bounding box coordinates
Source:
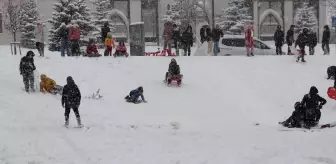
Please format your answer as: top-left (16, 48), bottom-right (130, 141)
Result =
top-left (66, 76), bottom-right (75, 85)
top-left (26, 51), bottom-right (35, 57)
top-left (309, 86), bottom-right (318, 95)
top-left (41, 74), bottom-right (47, 81)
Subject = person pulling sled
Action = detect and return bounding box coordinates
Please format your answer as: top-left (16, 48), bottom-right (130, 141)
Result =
top-left (164, 58), bottom-right (182, 86)
top-left (62, 76), bottom-right (82, 128)
top-left (125, 86), bottom-right (147, 104)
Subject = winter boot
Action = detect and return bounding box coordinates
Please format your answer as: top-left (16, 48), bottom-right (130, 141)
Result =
top-left (76, 117), bottom-right (83, 128)
top-left (65, 117), bottom-right (69, 127)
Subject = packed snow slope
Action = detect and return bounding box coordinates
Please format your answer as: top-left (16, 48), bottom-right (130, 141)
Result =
top-left (1, 47), bottom-right (336, 164)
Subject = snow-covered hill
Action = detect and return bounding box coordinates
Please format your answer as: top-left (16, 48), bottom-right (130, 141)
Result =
top-left (1, 46), bottom-right (336, 164)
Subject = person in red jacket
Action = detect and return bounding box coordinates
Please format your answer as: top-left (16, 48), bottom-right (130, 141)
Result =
top-left (68, 21), bottom-right (81, 56)
top-left (114, 41), bottom-right (128, 57)
top-left (245, 24), bottom-right (254, 57)
top-left (86, 38), bottom-right (101, 57)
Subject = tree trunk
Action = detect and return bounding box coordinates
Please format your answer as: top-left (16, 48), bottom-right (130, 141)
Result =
top-left (13, 32), bottom-right (17, 55)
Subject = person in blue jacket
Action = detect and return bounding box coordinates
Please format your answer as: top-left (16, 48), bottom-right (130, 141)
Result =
top-left (125, 86), bottom-right (147, 103)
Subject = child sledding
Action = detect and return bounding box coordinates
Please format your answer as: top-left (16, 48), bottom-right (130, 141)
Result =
top-left (40, 74), bottom-right (63, 95)
top-left (125, 86), bottom-right (147, 104)
top-left (280, 86), bottom-right (327, 129)
top-left (164, 58), bottom-right (183, 86)
top-left (114, 41), bottom-right (129, 57)
top-left (84, 38), bottom-right (101, 57)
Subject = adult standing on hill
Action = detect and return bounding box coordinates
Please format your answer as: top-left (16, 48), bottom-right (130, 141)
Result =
top-left (59, 22), bottom-right (71, 57)
top-left (172, 24), bottom-right (181, 56)
top-left (274, 25), bottom-right (284, 55)
top-left (35, 21), bottom-right (44, 57)
top-left (212, 24), bottom-right (223, 56)
top-left (68, 21), bottom-right (81, 56)
top-left (20, 51), bottom-right (36, 93)
top-left (101, 22), bottom-right (111, 43)
top-left (322, 25), bottom-right (330, 55)
top-left (181, 25), bottom-right (193, 56)
top-left (286, 25), bottom-right (295, 55)
top-left (206, 26), bottom-right (213, 55)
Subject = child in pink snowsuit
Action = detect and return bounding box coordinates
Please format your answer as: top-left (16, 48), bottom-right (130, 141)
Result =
top-left (245, 25), bottom-right (254, 56)
top-left (114, 41), bottom-right (128, 57)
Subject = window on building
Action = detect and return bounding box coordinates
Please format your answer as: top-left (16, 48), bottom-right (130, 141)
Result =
top-left (0, 13), bottom-right (2, 33)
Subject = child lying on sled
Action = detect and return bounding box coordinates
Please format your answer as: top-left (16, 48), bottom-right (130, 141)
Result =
top-left (40, 74), bottom-right (63, 95)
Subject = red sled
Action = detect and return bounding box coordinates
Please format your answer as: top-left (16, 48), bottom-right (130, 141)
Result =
top-left (327, 87), bottom-right (336, 100)
top-left (145, 48), bottom-right (176, 56)
top-left (167, 74), bottom-right (183, 86)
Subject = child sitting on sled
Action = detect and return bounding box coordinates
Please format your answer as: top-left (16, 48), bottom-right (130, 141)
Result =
top-left (104, 32), bottom-right (115, 56)
top-left (40, 74), bottom-right (63, 95)
top-left (164, 58), bottom-right (182, 85)
top-left (125, 86), bottom-right (147, 104)
top-left (85, 38), bottom-right (101, 57)
top-left (114, 41), bottom-right (129, 57)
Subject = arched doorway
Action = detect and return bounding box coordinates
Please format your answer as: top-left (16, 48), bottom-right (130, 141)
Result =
top-left (259, 9), bottom-right (283, 40)
top-left (107, 9), bottom-right (130, 42)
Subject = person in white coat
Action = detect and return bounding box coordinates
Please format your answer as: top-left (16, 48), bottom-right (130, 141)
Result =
top-left (35, 21), bottom-right (44, 57)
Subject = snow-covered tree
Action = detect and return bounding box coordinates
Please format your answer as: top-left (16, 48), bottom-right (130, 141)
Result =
top-left (48, 0), bottom-right (94, 51)
top-left (19, 0), bottom-right (40, 48)
top-left (162, 0), bottom-right (197, 29)
top-left (217, 0), bottom-right (252, 35)
top-left (1, 0), bottom-right (21, 43)
top-left (294, 2), bottom-right (318, 33)
top-left (91, 0), bottom-right (115, 39)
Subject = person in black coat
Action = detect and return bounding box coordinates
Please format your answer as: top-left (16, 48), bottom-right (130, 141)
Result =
top-left (59, 22), bottom-right (71, 57)
top-left (286, 25), bottom-right (295, 55)
top-left (308, 31), bottom-right (317, 55)
top-left (322, 25), bottom-right (330, 55)
top-left (20, 51), bottom-right (36, 93)
top-left (274, 25), bottom-right (284, 55)
top-left (206, 27), bottom-right (213, 54)
top-left (62, 76), bottom-right (82, 127)
top-left (212, 24), bottom-right (224, 56)
top-left (301, 86), bottom-right (327, 128)
top-left (181, 25), bottom-right (193, 56)
top-left (164, 58), bottom-right (181, 85)
top-left (327, 66), bottom-right (336, 79)
top-left (172, 24), bottom-right (181, 56)
top-left (280, 102), bottom-right (306, 128)
top-left (200, 26), bottom-right (205, 44)
top-left (295, 28), bottom-right (310, 62)
top-left (101, 22), bottom-right (111, 43)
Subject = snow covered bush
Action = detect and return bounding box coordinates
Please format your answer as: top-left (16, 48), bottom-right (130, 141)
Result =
top-left (19, 0), bottom-right (40, 49)
top-left (294, 2), bottom-right (318, 33)
top-left (162, 0), bottom-right (197, 29)
top-left (48, 0), bottom-right (94, 51)
top-left (217, 0), bottom-right (252, 35)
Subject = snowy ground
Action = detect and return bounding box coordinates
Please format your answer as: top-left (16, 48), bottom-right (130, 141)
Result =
top-left (1, 45), bottom-right (336, 164)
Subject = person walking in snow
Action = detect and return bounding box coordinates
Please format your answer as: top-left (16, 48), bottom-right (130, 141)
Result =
top-left (322, 25), bottom-right (330, 55)
top-left (172, 24), bottom-right (181, 56)
top-left (68, 21), bottom-right (81, 56)
top-left (181, 25), bottom-right (193, 56)
top-left (59, 22), bottom-right (71, 57)
top-left (286, 25), bottom-right (295, 55)
top-left (308, 31), bottom-right (317, 55)
top-left (62, 76), bottom-right (82, 127)
top-left (101, 22), bottom-right (111, 43)
top-left (212, 24), bottom-right (223, 56)
top-left (274, 25), bottom-right (284, 55)
top-left (295, 28), bottom-right (310, 62)
top-left (206, 26), bottom-right (213, 55)
top-left (20, 51), bottom-right (36, 93)
top-left (35, 21), bottom-right (44, 57)
top-left (245, 24), bottom-right (254, 57)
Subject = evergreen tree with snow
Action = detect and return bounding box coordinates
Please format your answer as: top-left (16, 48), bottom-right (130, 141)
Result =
top-left (48, 0), bottom-right (94, 51)
top-left (162, 0), bottom-right (197, 29)
top-left (19, 0), bottom-right (40, 49)
top-left (217, 0), bottom-right (252, 35)
top-left (91, 0), bottom-right (115, 39)
top-left (294, 2), bottom-right (318, 33)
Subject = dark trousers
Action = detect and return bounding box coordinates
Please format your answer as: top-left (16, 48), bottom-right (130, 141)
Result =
top-left (174, 40), bottom-right (179, 56)
top-left (184, 45), bottom-right (191, 56)
top-left (23, 73), bottom-right (34, 92)
top-left (297, 47), bottom-right (306, 62)
top-left (65, 105), bottom-right (80, 121)
top-left (36, 42), bottom-right (44, 57)
top-left (322, 42), bottom-right (330, 54)
top-left (309, 46), bottom-right (315, 55)
top-left (276, 44), bottom-right (282, 55)
top-left (287, 42), bottom-right (292, 55)
top-left (60, 38), bottom-right (70, 57)
top-left (70, 39), bottom-right (80, 56)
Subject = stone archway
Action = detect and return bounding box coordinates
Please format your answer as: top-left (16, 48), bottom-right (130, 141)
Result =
top-left (107, 9), bottom-right (130, 42)
top-left (259, 9), bottom-right (283, 27)
top-left (259, 9), bottom-right (283, 40)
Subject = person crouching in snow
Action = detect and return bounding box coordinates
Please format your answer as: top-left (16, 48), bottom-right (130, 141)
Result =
top-left (125, 86), bottom-right (147, 104)
top-left (104, 32), bottom-right (115, 56)
top-left (40, 74), bottom-right (63, 95)
top-left (20, 51), bottom-right (36, 93)
top-left (164, 58), bottom-right (182, 85)
top-left (86, 38), bottom-right (101, 57)
top-left (280, 102), bottom-right (306, 128)
top-left (62, 76), bottom-right (82, 127)
top-left (114, 41), bottom-right (128, 57)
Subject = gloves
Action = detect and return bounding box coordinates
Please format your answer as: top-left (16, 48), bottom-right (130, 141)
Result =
top-left (318, 105), bottom-right (323, 110)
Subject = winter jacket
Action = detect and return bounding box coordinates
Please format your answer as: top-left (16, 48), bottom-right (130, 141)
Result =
top-left (301, 93), bottom-right (326, 110)
top-left (40, 74), bottom-right (56, 93)
top-left (19, 56), bottom-right (36, 76)
top-left (105, 38), bottom-right (115, 47)
top-left (35, 25), bottom-right (44, 43)
top-left (200, 27), bottom-right (205, 41)
top-left (212, 28), bottom-right (224, 42)
top-left (168, 62), bottom-right (180, 75)
top-left (181, 30), bottom-right (193, 47)
top-left (128, 88), bottom-right (145, 102)
top-left (86, 43), bottom-right (99, 54)
top-left (62, 77), bottom-right (81, 107)
top-left (116, 42), bottom-right (127, 52)
top-left (59, 25), bottom-right (69, 40)
top-left (322, 29), bottom-right (330, 43)
top-left (101, 25), bottom-right (111, 42)
top-left (163, 22), bottom-right (173, 42)
top-left (206, 27), bottom-right (213, 41)
top-left (308, 33), bottom-right (318, 48)
top-left (295, 33), bottom-right (310, 48)
top-left (172, 27), bottom-right (181, 42)
top-left (274, 29), bottom-right (284, 46)
top-left (286, 29), bottom-right (294, 44)
top-left (245, 28), bottom-right (253, 46)
top-left (68, 25), bottom-right (80, 40)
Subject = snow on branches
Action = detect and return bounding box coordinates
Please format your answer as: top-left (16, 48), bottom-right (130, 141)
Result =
top-left (294, 2), bottom-right (318, 33)
top-left (19, 0), bottom-right (40, 48)
top-left (1, 0), bottom-right (21, 42)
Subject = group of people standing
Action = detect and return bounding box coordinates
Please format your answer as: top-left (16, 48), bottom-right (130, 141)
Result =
top-left (58, 21), bottom-right (81, 57)
top-left (200, 24), bottom-right (224, 56)
top-left (274, 25), bottom-right (331, 62)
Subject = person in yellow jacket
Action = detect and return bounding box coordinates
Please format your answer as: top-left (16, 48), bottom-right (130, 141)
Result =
top-left (40, 74), bottom-right (63, 94)
top-left (104, 32), bottom-right (115, 56)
